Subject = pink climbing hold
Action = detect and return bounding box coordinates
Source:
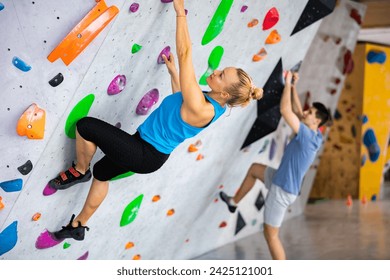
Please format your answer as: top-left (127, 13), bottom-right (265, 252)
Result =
top-left (35, 230), bottom-right (63, 249)
top-left (107, 75), bottom-right (127, 95)
top-left (263, 7), bottom-right (279, 30)
top-left (157, 46), bottom-right (171, 64)
top-left (43, 183), bottom-right (57, 196)
top-left (136, 88), bottom-right (159, 115)
top-left (129, 3), bottom-right (139, 13)
top-left (240, 5), bottom-right (248, 13)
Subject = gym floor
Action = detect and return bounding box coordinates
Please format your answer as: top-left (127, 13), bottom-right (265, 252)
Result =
top-left (195, 183), bottom-right (390, 260)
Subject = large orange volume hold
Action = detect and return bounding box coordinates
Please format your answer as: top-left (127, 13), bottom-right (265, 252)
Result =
top-left (16, 103), bottom-right (46, 139)
top-left (47, 0), bottom-right (119, 66)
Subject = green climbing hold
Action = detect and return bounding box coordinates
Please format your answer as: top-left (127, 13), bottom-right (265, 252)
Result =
top-left (111, 170), bottom-right (135, 181)
top-left (199, 46), bottom-right (224, 85)
top-left (131, 44), bottom-right (142, 54)
top-left (120, 194), bottom-right (144, 227)
top-left (65, 94), bottom-right (95, 139)
top-left (63, 242), bottom-right (71, 249)
top-left (202, 0), bottom-right (234, 45)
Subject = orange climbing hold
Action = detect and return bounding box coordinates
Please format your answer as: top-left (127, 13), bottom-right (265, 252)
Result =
top-left (125, 242), bottom-right (134, 249)
top-left (16, 103), bottom-right (46, 139)
top-left (0, 196), bottom-right (4, 210)
top-left (252, 48), bottom-right (267, 62)
top-left (265, 30), bottom-right (281, 44)
top-left (132, 254), bottom-right (141, 260)
top-left (247, 19), bottom-right (259, 28)
top-left (152, 195), bottom-right (161, 202)
top-left (361, 195), bottom-right (367, 205)
top-left (188, 144), bottom-right (198, 153)
top-left (196, 154), bottom-right (204, 161)
top-left (346, 194), bottom-right (353, 207)
top-left (47, 0), bottom-right (119, 66)
top-left (32, 212), bottom-right (41, 221)
top-left (167, 209), bottom-right (175, 216)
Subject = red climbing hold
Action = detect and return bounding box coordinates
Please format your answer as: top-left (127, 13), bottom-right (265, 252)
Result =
top-left (343, 49), bottom-right (354, 75)
top-left (350, 9), bottom-right (362, 25)
top-left (263, 7), bottom-right (279, 30)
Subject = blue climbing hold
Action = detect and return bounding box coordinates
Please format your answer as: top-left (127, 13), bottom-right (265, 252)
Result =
top-left (12, 56), bottom-right (32, 72)
top-left (334, 109), bottom-right (342, 120)
top-left (0, 221), bottom-right (18, 256)
top-left (367, 50), bottom-right (386, 64)
top-left (363, 129), bottom-right (380, 162)
top-left (0, 179), bottom-right (23, 192)
top-left (361, 154), bottom-right (366, 166)
top-left (371, 194), bottom-right (377, 201)
top-left (358, 114), bottom-right (368, 124)
top-left (0, 3), bottom-right (4, 11)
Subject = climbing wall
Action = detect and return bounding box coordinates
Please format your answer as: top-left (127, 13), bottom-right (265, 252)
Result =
top-left (311, 42), bottom-right (390, 200)
top-left (359, 43), bottom-right (390, 200)
top-left (310, 44), bottom-right (365, 199)
top-left (0, 0), bottom-right (360, 259)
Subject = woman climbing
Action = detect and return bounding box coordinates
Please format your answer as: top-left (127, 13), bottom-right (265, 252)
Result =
top-left (48, 0), bottom-right (263, 241)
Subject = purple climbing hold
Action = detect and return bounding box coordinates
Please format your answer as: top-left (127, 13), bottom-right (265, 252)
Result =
top-left (35, 230), bottom-right (64, 249)
top-left (129, 3), bottom-right (139, 13)
top-left (136, 88), bottom-right (159, 115)
top-left (107, 75), bottom-right (127, 95)
top-left (157, 46), bottom-right (171, 64)
top-left (43, 183), bottom-right (57, 196)
top-left (240, 5), bottom-right (248, 12)
top-left (0, 179), bottom-right (23, 192)
top-left (115, 122), bottom-right (121, 128)
top-left (77, 251), bottom-right (89, 260)
top-left (161, 0), bottom-right (173, 3)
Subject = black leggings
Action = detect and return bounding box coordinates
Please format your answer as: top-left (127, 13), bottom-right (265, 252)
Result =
top-left (76, 117), bottom-right (170, 181)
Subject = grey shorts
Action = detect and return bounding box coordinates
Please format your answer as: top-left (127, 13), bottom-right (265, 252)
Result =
top-left (263, 167), bottom-right (297, 228)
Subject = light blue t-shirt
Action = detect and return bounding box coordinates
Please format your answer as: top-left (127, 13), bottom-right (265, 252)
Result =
top-left (272, 123), bottom-right (323, 195)
top-left (138, 92), bottom-right (226, 154)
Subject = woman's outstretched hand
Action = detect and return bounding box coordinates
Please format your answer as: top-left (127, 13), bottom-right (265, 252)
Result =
top-left (173, 0), bottom-right (185, 16)
top-left (162, 52), bottom-right (178, 76)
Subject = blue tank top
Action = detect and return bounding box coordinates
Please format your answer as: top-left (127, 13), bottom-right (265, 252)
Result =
top-left (137, 92), bottom-right (226, 154)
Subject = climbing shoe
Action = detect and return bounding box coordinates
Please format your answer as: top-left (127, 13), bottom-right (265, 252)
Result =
top-left (219, 191), bottom-right (237, 213)
top-left (53, 214), bottom-right (89, 241)
top-left (48, 161), bottom-right (91, 190)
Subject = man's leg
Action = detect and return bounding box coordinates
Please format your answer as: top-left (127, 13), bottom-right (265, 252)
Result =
top-left (220, 163), bottom-right (267, 213)
top-left (233, 163), bottom-right (267, 204)
top-left (263, 223), bottom-right (286, 260)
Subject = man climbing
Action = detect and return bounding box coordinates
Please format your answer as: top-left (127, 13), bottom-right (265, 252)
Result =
top-left (220, 71), bottom-right (331, 260)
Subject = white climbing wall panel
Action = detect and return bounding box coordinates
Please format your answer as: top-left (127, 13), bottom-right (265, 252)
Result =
top-left (0, 0), bottom-right (364, 259)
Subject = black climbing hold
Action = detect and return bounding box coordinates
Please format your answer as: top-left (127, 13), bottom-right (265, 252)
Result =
top-left (241, 59), bottom-right (284, 149)
top-left (49, 73), bottom-right (64, 87)
top-left (255, 190), bottom-right (265, 211)
top-left (291, 0), bottom-right (336, 36)
top-left (235, 211), bottom-right (247, 235)
top-left (17, 160), bottom-right (33, 175)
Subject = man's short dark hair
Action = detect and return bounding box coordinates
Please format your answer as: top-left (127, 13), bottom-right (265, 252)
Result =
top-left (313, 102), bottom-right (332, 127)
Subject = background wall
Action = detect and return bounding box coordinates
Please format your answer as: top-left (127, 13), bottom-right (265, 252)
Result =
top-left (0, 0), bottom-right (364, 259)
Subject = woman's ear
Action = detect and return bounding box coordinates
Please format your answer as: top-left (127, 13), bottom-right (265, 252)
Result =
top-left (220, 91), bottom-right (230, 99)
